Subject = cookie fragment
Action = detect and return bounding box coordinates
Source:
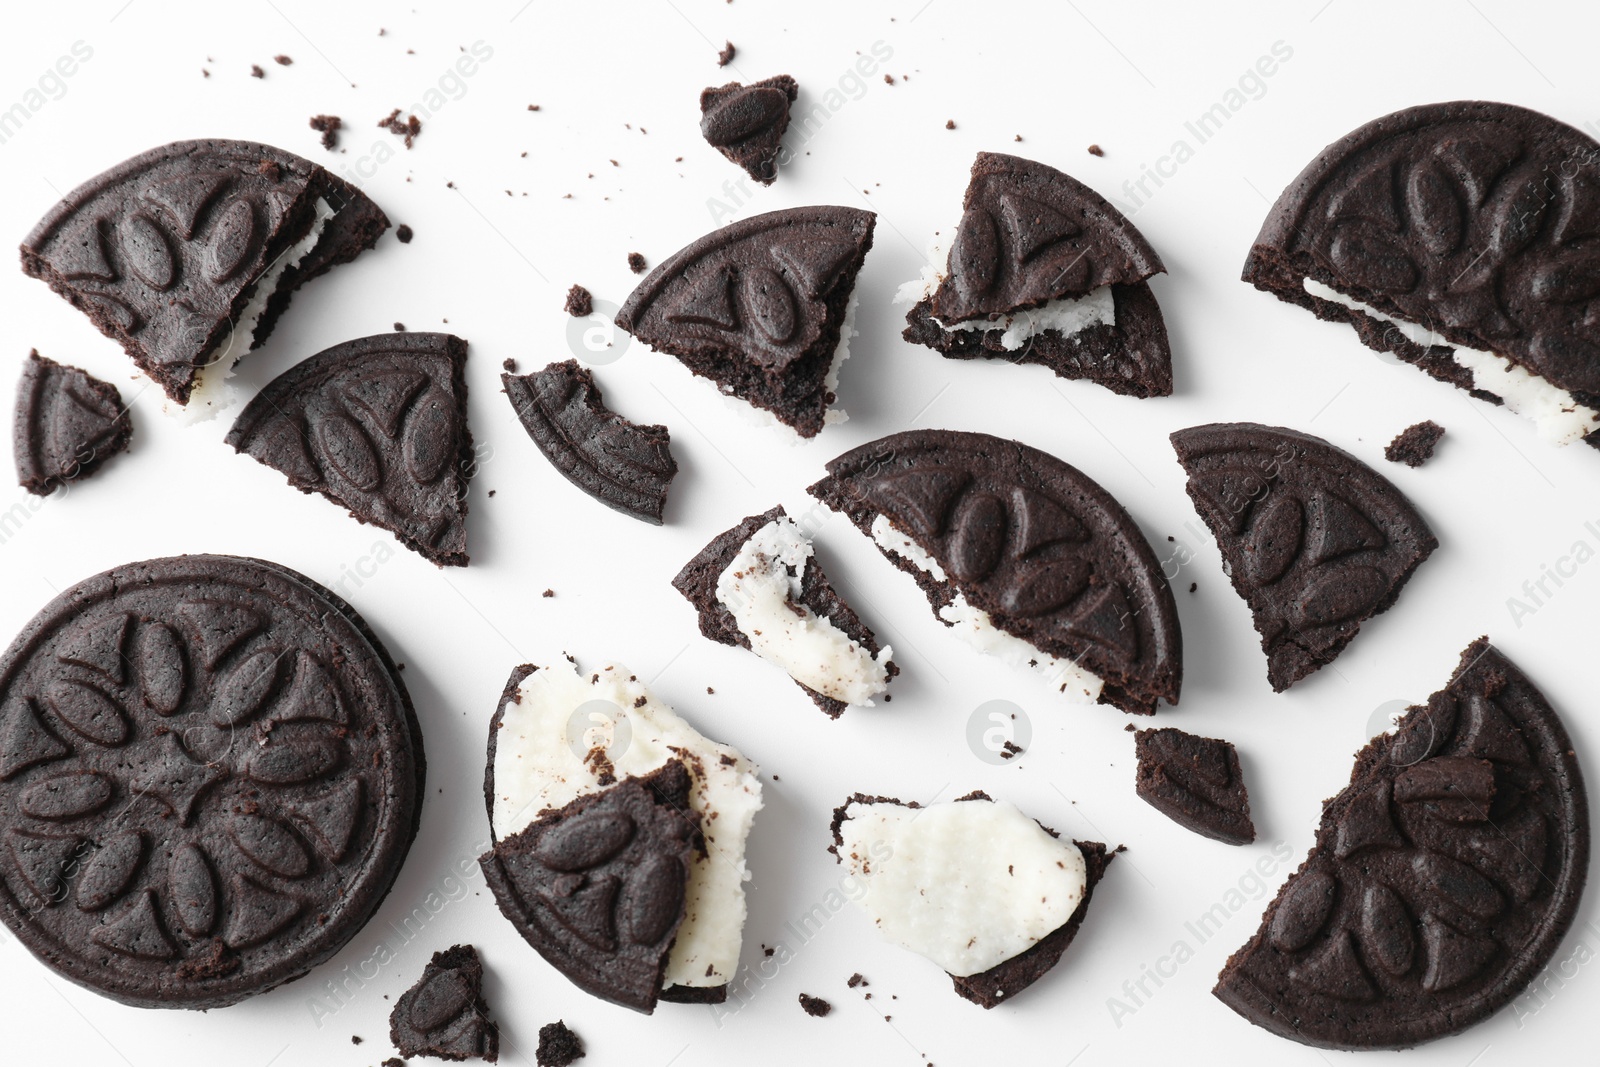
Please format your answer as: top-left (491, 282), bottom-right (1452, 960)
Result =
top-left (13, 351), bottom-right (132, 495)
top-left (1214, 639), bottom-right (1589, 1049)
top-left (1170, 422), bottom-right (1436, 691)
top-left (227, 332), bottom-right (474, 566)
top-left (1384, 421), bottom-right (1444, 467)
top-left (1134, 728), bottom-right (1255, 844)
top-left (798, 993), bottom-right (831, 1016)
top-left (673, 505), bottom-right (895, 716)
top-left (699, 75), bottom-right (797, 185)
top-left (308, 114), bottom-right (341, 150)
top-left (564, 284), bottom-right (593, 317)
top-left (717, 41), bottom-right (736, 67)
top-left (535, 1020), bottom-right (585, 1066)
top-left (389, 944), bottom-right (499, 1062)
top-left (503, 360), bottom-right (676, 524)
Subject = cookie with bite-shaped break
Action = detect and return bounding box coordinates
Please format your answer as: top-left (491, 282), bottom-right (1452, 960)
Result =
top-left (13, 351), bottom-right (132, 495)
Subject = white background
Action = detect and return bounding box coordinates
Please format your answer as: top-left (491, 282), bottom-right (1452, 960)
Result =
top-left (0, 1), bottom-right (1596, 1064)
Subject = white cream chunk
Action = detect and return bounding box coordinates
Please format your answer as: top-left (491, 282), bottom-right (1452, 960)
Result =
top-left (171, 196), bottom-right (337, 422)
top-left (870, 515), bottom-right (1103, 702)
top-left (491, 660), bottom-right (763, 990)
top-left (836, 797), bottom-right (1087, 977)
top-left (1302, 277), bottom-right (1600, 446)
top-left (895, 231), bottom-right (1116, 351)
top-left (715, 516), bottom-right (891, 705)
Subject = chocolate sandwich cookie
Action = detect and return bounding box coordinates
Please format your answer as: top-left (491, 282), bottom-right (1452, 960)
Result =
top-left (1171, 423), bottom-right (1436, 691)
top-left (808, 429), bottom-right (1181, 715)
top-left (901, 152), bottom-right (1173, 397)
top-left (503, 360), bottom-right (676, 525)
top-left (20, 140), bottom-right (388, 407)
top-left (227, 332), bottom-right (473, 567)
top-left (615, 206), bottom-right (874, 438)
top-left (830, 791), bottom-right (1113, 1008)
top-left (1134, 728), bottom-right (1255, 845)
top-left (13, 351), bottom-right (132, 495)
top-left (0, 554), bottom-right (424, 1009)
top-left (1215, 638), bottom-right (1589, 1049)
top-left (1243, 102), bottom-right (1600, 448)
top-left (672, 505), bottom-right (896, 717)
top-left (389, 944), bottom-right (498, 1062)
top-left (700, 75), bottom-right (798, 185)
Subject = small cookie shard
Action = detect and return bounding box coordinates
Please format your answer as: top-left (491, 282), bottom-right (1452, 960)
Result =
top-left (672, 505), bottom-right (895, 717)
top-left (808, 429), bottom-right (1181, 715)
top-left (1243, 102), bottom-right (1600, 448)
top-left (535, 1020), bottom-right (585, 1066)
top-left (1171, 423), bottom-right (1437, 691)
top-left (900, 152), bottom-right (1173, 397)
top-left (503, 360), bottom-right (677, 525)
top-left (1385, 421), bottom-right (1444, 467)
top-left (14, 351), bottom-right (132, 495)
top-left (1214, 639), bottom-right (1589, 1049)
top-left (389, 944), bottom-right (499, 1062)
top-left (699, 75), bottom-right (797, 185)
top-left (20, 139), bottom-right (389, 410)
top-left (1134, 728), bottom-right (1255, 845)
top-left (227, 332), bottom-right (473, 566)
top-left (480, 661), bottom-right (763, 1012)
top-left (830, 791), bottom-right (1113, 1008)
top-left (615, 206), bottom-right (874, 438)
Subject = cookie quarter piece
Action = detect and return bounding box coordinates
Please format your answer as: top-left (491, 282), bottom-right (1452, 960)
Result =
top-left (900, 152), bottom-right (1173, 397)
top-left (614, 206), bottom-right (874, 438)
top-left (699, 75), bottom-right (797, 185)
top-left (1134, 728), bottom-right (1255, 845)
top-left (1214, 639), bottom-right (1589, 1049)
top-left (1171, 423), bottom-right (1436, 691)
top-left (672, 505), bottom-right (895, 717)
top-left (14, 351), bottom-right (132, 495)
top-left (389, 944), bottom-right (499, 1062)
top-left (1243, 101), bottom-right (1600, 448)
top-left (20, 139), bottom-right (388, 412)
top-left (830, 791), bottom-right (1113, 1008)
top-left (0, 555), bottom-right (424, 1009)
top-left (503, 360), bottom-right (677, 524)
top-left (808, 429), bottom-right (1181, 715)
top-left (480, 661), bottom-right (763, 1013)
top-left (227, 332), bottom-right (473, 567)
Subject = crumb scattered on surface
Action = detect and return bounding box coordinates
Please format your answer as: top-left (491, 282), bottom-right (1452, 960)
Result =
top-left (528, 103), bottom-right (541, 111)
top-left (1384, 420), bottom-right (1445, 468)
top-left (848, 973), bottom-right (866, 988)
top-left (274, 54), bottom-right (293, 65)
top-left (251, 64), bottom-right (265, 78)
top-left (487, 489), bottom-right (496, 497)
top-left (309, 114), bottom-right (342, 151)
top-left (502, 358), bottom-right (517, 373)
top-left (536, 1020), bottom-right (585, 1066)
top-left (395, 223), bottom-right (414, 243)
top-left (393, 322), bottom-right (405, 331)
top-left (350, 1035), bottom-right (362, 1045)
top-left (1124, 723), bottom-right (1136, 732)
top-left (706, 687), bottom-right (715, 695)
top-left (378, 108), bottom-right (422, 148)
top-left (565, 284), bottom-right (594, 317)
top-left (884, 74), bottom-right (895, 85)
top-left (1000, 740), bottom-right (1023, 760)
top-left (1088, 143), bottom-right (1104, 156)
top-left (627, 252), bottom-right (647, 274)
top-left (542, 589), bottom-right (555, 598)
top-left (799, 994), bottom-right (832, 1017)
top-left (718, 40), bottom-right (736, 66)
top-left (945, 119), bottom-right (956, 129)
top-left (1189, 582), bottom-right (1197, 593)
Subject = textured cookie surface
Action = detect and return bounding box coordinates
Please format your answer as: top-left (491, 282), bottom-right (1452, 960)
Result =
top-left (227, 332), bottom-right (473, 566)
top-left (0, 554), bottom-right (423, 1009)
top-left (20, 139), bottom-right (388, 405)
top-left (699, 75), bottom-right (797, 185)
top-left (503, 360), bottom-right (676, 524)
top-left (1135, 727), bottom-right (1255, 845)
top-left (1385, 421), bottom-right (1445, 468)
top-left (1214, 639), bottom-right (1589, 1049)
top-left (13, 351), bottom-right (132, 496)
top-left (615, 206), bottom-right (874, 438)
top-left (1171, 423), bottom-right (1436, 691)
top-left (808, 429), bottom-right (1181, 715)
top-left (389, 943), bottom-right (498, 1062)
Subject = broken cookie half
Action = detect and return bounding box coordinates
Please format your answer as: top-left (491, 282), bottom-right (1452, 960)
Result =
top-left (672, 505), bottom-right (895, 718)
top-left (480, 660), bottom-right (763, 1013)
top-left (830, 791), bottom-right (1113, 1007)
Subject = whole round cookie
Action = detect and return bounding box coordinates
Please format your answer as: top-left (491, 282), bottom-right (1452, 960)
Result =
top-left (0, 555), bottom-right (424, 1009)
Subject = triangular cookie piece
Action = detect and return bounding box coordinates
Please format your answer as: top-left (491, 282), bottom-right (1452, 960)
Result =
top-left (226, 332), bottom-right (473, 566)
top-left (389, 943), bottom-right (499, 1062)
top-left (616, 206), bottom-right (874, 438)
top-left (699, 75), bottom-right (797, 185)
top-left (13, 351), bottom-right (132, 495)
top-left (1171, 422), bottom-right (1436, 691)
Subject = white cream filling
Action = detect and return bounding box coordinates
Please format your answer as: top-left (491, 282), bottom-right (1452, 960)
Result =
top-left (895, 231), bottom-right (1116, 351)
top-left (491, 660), bottom-right (763, 990)
top-left (870, 515), bottom-right (1103, 702)
top-left (171, 196), bottom-right (336, 422)
top-left (836, 797), bottom-right (1086, 977)
top-left (715, 516), bottom-right (891, 705)
top-left (1302, 276), bottom-right (1600, 446)
top-left (721, 291), bottom-right (857, 440)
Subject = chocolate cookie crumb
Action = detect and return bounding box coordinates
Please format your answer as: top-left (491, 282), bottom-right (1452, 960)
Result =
top-left (274, 54), bottom-right (292, 65)
top-left (378, 108), bottom-right (422, 148)
top-left (799, 994), bottom-right (832, 1017)
top-left (627, 252), bottom-right (646, 274)
top-left (1000, 740), bottom-right (1023, 760)
top-left (706, 687), bottom-right (715, 695)
top-left (565, 285), bottom-right (594, 317)
top-left (718, 40), bottom-right (736, 66)
top-left (395, 223), bottom-right (414, 243)
top-left (528, 103), bottom-right (541, 111)
top-left (350, 1035), bottom-right (362, 1045)
top-left (1384, 420), bottom-right (1445, 467)
top-left (392, 322), bottom-right (405, 331)
top-left (884, 74), bottom-right (895, 85)
top-left (251, 64), bottom-right (265, 78)
top-left (308, 114), bottom-right (342, 150)
top-left (536, 1020), bottom-right (585, 1066)
top-left (945, 119), bottom-right (956, 129)
top-left (542, 589), bottom-right (554, 598)
top-left (848, 973), bottom-right (866, 988)
top-left (502, 358), bottom-right (517, 373)
top-left (1088, 144), bottom-right (1104, 156)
